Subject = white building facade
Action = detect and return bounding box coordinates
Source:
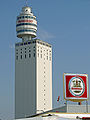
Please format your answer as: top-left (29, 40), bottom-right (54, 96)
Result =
top-left (15, 6), bottom-right (52, 119)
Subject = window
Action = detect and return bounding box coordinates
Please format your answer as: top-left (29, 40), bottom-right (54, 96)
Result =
top-left (17, 15), bottom-right (36, 20)
top-left (16, 56), bottom-right (18, 60)
top-left (28, 42), bottom-right (31, 44)
top-left (33, 53), bottom-right (35, 57)
top-left (24, 43), bottom-right (27, 45)
top-left (25, 54), bottom-right (26, 58)
top-left (33, 41), bottom-right (35, 43)
top-left (29, 54), bottom-right (31, 58)
top-left (47, 56), bottom-right (48, 60)
top-left (16, 43), bottom-right (19, 46)
top-left (20, 43), bottom-right (23, 46)
top-left (49, 57), bottom-right (51, 61)
top-left (38, 53), bottom-right (39, 57)
top-left (21, 55), bottom-right (22, 59)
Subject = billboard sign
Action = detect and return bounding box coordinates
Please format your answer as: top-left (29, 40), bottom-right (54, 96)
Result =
top-left (63, 73), bottom-right (88, 102)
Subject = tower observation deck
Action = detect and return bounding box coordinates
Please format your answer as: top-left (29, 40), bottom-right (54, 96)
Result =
top-left (16, 6), bottom-right (37, 42)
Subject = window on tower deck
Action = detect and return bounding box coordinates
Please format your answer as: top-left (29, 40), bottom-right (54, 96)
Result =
top-left (29, 50), bottom-right (31, 52)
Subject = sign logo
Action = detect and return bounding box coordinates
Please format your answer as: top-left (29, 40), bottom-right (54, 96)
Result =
top-left (69, 77), bottom-right (85, 96)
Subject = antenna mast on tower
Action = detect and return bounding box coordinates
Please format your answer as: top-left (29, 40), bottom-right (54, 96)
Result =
top-left (25, 0), bottom-right (28, 6)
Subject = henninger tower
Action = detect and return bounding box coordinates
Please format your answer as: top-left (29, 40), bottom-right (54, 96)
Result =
top-left (15, 2), bottom-right (52, 119)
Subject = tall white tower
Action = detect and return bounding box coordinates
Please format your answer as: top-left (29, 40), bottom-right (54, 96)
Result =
top-left (15, 5), bottom-right (52, 119)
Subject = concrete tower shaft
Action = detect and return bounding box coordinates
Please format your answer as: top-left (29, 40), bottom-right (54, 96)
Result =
top-left (16, 6), bottom-right (37, 42)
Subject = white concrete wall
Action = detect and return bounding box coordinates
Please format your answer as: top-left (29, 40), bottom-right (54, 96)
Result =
top-left (15, 40), bottom-right (52, 119)
top-left (15, 43), bottom-right (36, 119)
top-left (36, 43), bottom-right (52, 113)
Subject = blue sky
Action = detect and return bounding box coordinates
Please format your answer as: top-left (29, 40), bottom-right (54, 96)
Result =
top-left (0, 0), bottom-right (90, 119)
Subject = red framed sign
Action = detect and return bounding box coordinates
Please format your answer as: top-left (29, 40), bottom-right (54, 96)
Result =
top-left (63, 73), bottom-right (88, 102)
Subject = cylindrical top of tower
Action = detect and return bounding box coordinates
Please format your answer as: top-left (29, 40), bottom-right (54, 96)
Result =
top-left (16, 6), bottom-right (37, 40)
top-left (22, 7), bottom-right (31, 14)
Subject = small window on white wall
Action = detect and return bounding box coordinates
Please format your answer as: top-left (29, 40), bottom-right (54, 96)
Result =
top-left (25, 54), bottom-right (26, 58)
top-left (16, 56), bottom-right (18, 60)
top-left (29, 54), bottom-right (31, 58)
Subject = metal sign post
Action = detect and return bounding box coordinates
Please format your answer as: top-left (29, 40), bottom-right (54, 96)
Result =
top-left (86, 100), bottom-right (88, 113)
